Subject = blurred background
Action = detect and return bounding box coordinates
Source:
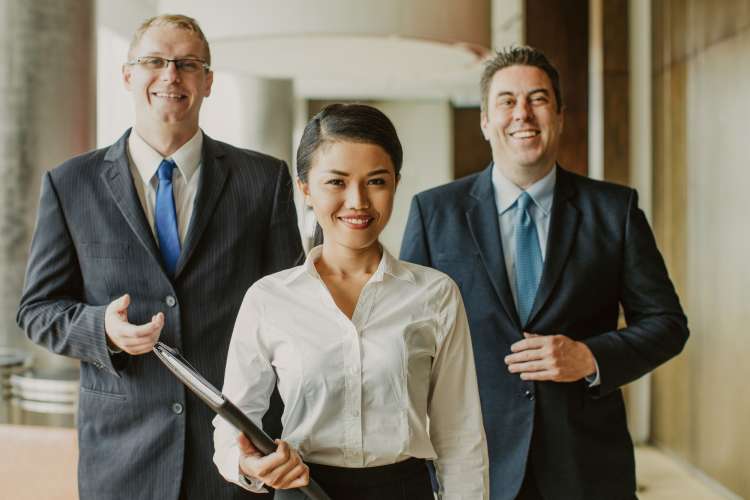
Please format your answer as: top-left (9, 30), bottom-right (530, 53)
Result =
top-left (0, 0), bottom-right (748, 498)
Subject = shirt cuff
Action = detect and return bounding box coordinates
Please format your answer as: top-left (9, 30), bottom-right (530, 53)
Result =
top-left (238, 470), bottom-right (268, 493)
top-left (107, 344), bottom-right (122, 355)
top-left (105, 333), bottom-right (122, 354)
top-left (585, 357), bottom-right (601, 387)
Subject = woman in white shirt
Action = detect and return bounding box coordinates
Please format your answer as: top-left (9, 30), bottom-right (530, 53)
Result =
top-left (213, 103), bottom-right (488, 499)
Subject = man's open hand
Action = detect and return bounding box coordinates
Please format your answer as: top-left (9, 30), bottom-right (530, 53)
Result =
top-left (105, 294), bottom-right (164, 354)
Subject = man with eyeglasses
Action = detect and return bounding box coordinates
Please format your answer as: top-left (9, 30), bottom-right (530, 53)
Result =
top-left (18, 14), bottom-right (302, 500)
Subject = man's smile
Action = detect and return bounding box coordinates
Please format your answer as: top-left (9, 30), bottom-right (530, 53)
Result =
top-left (151, 91), bottom-right (187, 100)
top-left (508, 129), bottom-right (541, 139)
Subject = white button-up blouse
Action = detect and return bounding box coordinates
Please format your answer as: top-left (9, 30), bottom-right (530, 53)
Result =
top-left (213, 246), bottom-right (489, 499)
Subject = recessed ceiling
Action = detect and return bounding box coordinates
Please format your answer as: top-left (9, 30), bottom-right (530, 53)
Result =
top-left (156, 0), bottom-right (491, 101)
top-left (212, 34), bottom-right (486, 100)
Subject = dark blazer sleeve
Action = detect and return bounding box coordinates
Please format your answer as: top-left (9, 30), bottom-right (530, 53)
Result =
top-left (584, 190), bottom-right (688, 396)
top-left (400, 194), bottom-right (432, 266)
top-left (262, 160), bottom-right (303, 273)
top-left (16, 172), bottom-right (119, 375)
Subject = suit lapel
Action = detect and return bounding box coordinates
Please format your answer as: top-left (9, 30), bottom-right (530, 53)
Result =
top-left (100, 130), bottom-right (162, 266)
top-left (527, 166), bottom-right (580, 324)
top-left (466, 165), bottom-right (522, 329)
top-left (174, 134), bottom-right (228, 278)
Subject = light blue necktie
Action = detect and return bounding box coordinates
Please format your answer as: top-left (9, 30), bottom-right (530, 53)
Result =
top-left (514, 192), bottom-right (543, 325)
top-left (155, 159), bottom-right (181, 277)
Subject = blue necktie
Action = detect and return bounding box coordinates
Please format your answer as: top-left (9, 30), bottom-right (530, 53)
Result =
top-left (155, 159), bottom-right (181, 277)
top-left (514, 192), bottom-right (543, 325)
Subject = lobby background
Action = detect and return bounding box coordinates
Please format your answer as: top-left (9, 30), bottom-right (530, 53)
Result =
top-left (1, 1), bottom-right (747, 498)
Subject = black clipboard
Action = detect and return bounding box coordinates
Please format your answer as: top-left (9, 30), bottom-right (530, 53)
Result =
top-left (152, 342), bottom-right (331, 500)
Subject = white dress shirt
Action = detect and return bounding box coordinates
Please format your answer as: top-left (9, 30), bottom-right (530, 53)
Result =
top-left (492, 164), bottom-right (600, 385)
top-left (213, 246), bottom-right (489, 499)
top-left (127, 128), bottom-right (203, 244)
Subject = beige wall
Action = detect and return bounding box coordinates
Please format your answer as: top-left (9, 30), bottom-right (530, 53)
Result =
top-left (651, 1), bottom-right (750, 498)
top-left (375, 100), bottom-right (453, 255)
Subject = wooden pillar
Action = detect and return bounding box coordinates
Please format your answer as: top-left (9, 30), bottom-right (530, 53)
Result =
top-left (525, 0), bottom-right (589, 175)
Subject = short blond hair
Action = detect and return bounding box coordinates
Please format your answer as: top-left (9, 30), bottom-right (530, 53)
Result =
top-left (128, 14), bottom-right (211, 65)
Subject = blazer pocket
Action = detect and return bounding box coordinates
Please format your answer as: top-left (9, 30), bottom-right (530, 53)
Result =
top-left (582, 388), bottom-right (626, 425)
top-left (79, 242), bottom-right (131, 260)
top-left (80, 386), bottom-right (127, 401)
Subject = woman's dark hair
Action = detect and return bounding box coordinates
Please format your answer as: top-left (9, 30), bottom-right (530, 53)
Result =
top-left (296, 103), bottom-right (403, 246)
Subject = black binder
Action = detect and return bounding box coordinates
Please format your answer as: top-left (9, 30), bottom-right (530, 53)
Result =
top-left (152, 342), bottom-right (331, 500)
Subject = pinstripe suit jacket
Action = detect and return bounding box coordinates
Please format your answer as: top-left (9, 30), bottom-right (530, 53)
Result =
top-left (17, 129), bottom-right (303, 500)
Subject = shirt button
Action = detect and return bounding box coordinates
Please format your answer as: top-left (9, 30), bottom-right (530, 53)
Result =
top-left (165, 295), bottom-right (177, 307)
top-left (524, 390), bottom-right (535, 401)
top-left (352, 409), bottom-right (360, 417)
top-left (171, 402), bottom-right (184, 414)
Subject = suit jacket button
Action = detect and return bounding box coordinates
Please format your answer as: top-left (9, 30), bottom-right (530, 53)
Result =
top-left (165, 295), bottom-right (177, 307)
top-left (525, 390), bottom-right (535, 401)
top-left (171, 402), bottom-right (184, 415)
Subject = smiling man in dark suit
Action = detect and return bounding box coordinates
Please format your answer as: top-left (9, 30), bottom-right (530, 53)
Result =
top-left (17, 14), bottom-right (301, 500)
top-left (400, 46), bottom-right (688, 500)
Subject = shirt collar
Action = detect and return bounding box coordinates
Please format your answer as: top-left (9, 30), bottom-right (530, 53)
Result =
top-left (376, 246), bottom-right (416, 284)
top-left (492, 163), bottom-right (556, 216)
top-left (128, 128), bottom-right (203, 185)
top-left (283, 245), bottom-right (415, 285)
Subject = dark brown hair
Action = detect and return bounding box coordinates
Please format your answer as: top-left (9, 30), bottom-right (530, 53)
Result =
top-left (480, 46), bottom-right (563, 113)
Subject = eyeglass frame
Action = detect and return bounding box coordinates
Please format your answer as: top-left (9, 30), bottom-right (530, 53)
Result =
top-left (125, 56), bottom-right (212, 73)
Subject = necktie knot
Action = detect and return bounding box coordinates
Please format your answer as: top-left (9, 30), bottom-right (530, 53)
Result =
top-left (157, 159), bottom-right (176, 182)
top-left (517, 191), bottom-right (533, 212)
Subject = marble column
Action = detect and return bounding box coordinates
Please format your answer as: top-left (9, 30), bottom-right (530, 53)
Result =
top-left (491, 0), bottom-right (525, 49)
top-left (0, 0), bottom-right (95, 368)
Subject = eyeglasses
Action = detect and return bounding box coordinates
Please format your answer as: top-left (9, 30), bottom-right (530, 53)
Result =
top-left (126, 56), bottom-right (211, 73)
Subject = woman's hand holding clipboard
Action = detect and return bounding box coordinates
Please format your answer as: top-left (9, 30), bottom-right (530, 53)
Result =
top-left (152, 342), bottom-right (331, 500)
top-left (237, 433), bottom-right (311, 491)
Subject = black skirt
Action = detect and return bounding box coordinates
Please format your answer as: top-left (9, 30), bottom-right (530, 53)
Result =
top-left (273, 457), bottom-right (434, 500)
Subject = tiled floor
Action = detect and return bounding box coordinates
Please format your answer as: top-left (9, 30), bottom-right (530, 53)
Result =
top-left (635, 446), bottom-right (739, 500)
